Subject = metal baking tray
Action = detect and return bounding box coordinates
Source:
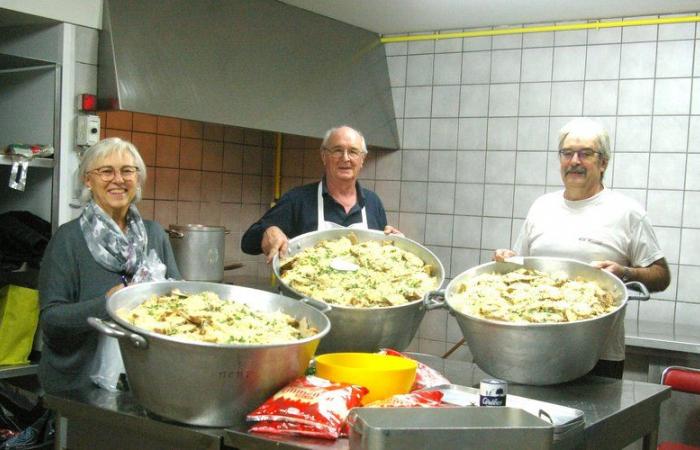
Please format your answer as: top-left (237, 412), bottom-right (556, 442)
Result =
top-left (422, 384), bottom-right (585, 446)
top-left (347, 406), bottom-right (554, 450)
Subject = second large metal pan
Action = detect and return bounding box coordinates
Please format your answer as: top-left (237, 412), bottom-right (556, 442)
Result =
top-left (272, 229), bottom-right (445, 354)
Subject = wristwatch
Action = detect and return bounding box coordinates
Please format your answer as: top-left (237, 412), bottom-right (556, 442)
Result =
top-left (621, 266), bottom-right (632, 282)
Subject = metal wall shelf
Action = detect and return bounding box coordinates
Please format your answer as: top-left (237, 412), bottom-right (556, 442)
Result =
top-left (0, 155), bottom-right (55, 168)
top-left (0, 363), bottom-right (38, 380)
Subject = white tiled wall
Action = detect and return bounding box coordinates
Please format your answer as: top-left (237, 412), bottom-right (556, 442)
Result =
top-left (383, 13), bottom-right (700, 358)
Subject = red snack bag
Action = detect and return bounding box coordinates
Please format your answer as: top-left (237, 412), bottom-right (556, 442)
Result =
top-left (380, 349), bottom-right (450, 390)
top-left (249, 420), bottom-right (337, 440)
top-left (363, 390), bottom-right (446, 408)
top-left (247, 375), bottom-right (368, 440)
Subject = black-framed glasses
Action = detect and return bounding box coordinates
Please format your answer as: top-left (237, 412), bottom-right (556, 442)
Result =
top-left (558, 149), bottom-right (600, 162)
top-left (89, 165), bottom-right (140, 182)
top-left (323, 146), bottom-right (364, 160)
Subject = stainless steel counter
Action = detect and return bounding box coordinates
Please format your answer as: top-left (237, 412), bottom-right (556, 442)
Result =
top-left (509, 377), bottom-right (671, 450)
top-left (45, 354), bottom-right (671, 450)
top-left (415, 354), bottom-right (671, 450)
top-left (44, 388), bottom-right (224, 450)
top-left (0, 363), bottom-right (38, 380)
top-left (626, 320), bottom-right (700, 354)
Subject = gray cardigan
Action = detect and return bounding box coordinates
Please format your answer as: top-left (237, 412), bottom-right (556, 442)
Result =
top-left (37, 218), bottom-right (180, 394)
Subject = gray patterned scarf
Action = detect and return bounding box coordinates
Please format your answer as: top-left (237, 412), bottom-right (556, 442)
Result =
top-left (79, 200), bottom-right (148, 276)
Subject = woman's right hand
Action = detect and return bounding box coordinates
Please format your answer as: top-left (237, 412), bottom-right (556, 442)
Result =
top-left (105, 283), bottom-right (125, 299)
top-left (493, 249), bottom-right (516, 262)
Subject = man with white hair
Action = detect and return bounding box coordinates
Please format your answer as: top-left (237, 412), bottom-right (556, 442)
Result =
top-left (242, 125), bottom-right (401, 263)
top-left (495, 117), bottom-right (670, 378)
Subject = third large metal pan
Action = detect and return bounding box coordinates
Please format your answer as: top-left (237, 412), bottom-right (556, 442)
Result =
top-left (427, 257), bottom-right (649, 385)
top-left (272, 228), bottom-right (445, 354)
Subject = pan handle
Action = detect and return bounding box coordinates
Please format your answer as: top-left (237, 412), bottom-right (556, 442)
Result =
top-left (88, 317), bottom-right (149, 349)
top-left (625, 281), bottom-right (650, 301)
top-left (167, 229), bottom-right (184, 239)
top-left (301, 297), bottom-right (332, 314)
top-left (424, 289), bottom-right (446, 311)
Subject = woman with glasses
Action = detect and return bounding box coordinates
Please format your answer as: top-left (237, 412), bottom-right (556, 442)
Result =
top-left (494, 117), bottom-right (670, 379)
top-left (37, 137), bottom-right (180, 393)
top-left (242, 125), bottom-right (401, 263)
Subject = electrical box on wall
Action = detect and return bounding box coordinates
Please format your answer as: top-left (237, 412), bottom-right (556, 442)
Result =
top-left (76, 114), bottom-right (100, 146)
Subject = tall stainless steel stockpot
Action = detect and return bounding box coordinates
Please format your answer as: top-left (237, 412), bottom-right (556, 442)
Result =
top-left (168, 224), bottom-right (227, 282)
top-left (89, 281), bottom-right (331, 427)
top-left (272, 229), bottom-right (445, 354)
top-left (426, 257), bottom-right (649, 385)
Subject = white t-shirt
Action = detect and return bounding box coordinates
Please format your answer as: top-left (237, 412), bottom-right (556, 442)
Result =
top-left (514, 188), bottom-right (664, 361)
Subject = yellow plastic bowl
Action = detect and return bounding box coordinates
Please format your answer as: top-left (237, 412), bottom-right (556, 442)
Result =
top-left (315, 353), bottom-right (418, 404)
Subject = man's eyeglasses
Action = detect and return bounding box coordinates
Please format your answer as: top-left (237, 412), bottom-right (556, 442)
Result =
top-left (558, 149), bottom-right (600, 162)
top-left (324, 146), bottom-right (364, 160)
top-left (89, 165), bottom-right (140, 182)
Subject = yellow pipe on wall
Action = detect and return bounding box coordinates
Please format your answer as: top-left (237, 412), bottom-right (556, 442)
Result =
top-left (269, 132), bottom-right (283, 286)
top-left (272, 132), bottom-right (282, 207)
top-left (380, 14), bottom-right (700, 43)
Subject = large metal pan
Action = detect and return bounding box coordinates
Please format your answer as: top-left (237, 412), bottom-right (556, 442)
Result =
top-left (89, 281), bottom-right (331, 427)
top-left (272, 229), bottom-right (445, 354)
top-left (426, 257), bottom-right (649, 385)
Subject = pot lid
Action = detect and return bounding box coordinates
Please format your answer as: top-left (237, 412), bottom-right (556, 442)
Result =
top-left (169, 224), bottom-right (226, 232)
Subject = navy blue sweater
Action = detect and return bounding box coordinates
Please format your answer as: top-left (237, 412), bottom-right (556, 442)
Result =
top-left (241, 180), bottom-right (388, 255)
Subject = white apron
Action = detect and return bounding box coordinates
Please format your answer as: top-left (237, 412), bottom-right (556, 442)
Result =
top-left (316, 182), bottom-right (368, 231)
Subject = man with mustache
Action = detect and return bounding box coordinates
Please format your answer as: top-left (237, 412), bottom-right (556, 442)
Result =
top-left (242, 125), bottom-right (401, 263)
top-left (494, 117), bottom-right (670, 379)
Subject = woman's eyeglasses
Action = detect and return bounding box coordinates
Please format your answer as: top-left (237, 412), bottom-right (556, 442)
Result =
top-left (558, 149), bottom-right (600, 162)
top-left (324, 146), bottom-right (364, 160)
top-left (89, 166), bottom-right (140, 182)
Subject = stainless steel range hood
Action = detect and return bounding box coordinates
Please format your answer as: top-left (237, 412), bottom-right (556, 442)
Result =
top-left (98, 0), bottom-right (398, 149)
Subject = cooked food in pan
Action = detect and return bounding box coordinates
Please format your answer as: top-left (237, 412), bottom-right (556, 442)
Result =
top-left (118, 290), bottom-right (316, 344)
top-left (451, 268), bottom-right (616, 323)
top-left (279, 234), bottom-right (438, 307)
